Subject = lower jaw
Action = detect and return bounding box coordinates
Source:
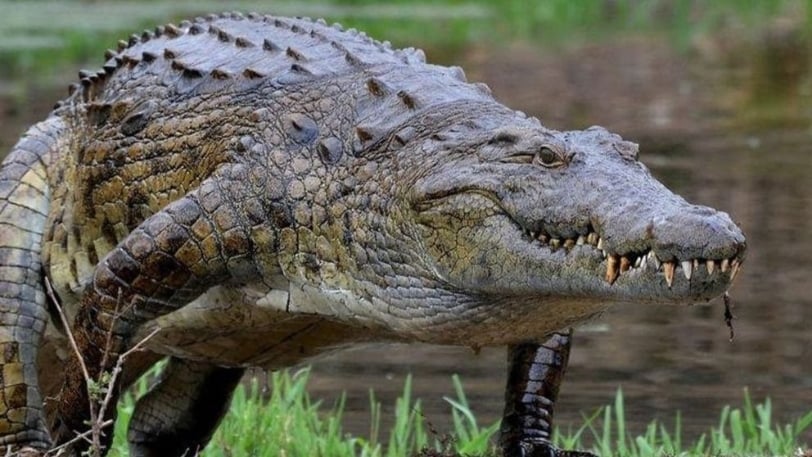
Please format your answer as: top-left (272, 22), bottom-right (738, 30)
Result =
top-left (598, 269), bottom-right (734, 305)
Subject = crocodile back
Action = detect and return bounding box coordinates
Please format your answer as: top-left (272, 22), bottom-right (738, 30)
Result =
top-left (43, 13), bottom-right (497, 302)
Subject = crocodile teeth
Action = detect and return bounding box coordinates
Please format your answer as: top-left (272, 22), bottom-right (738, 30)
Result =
top-left (596, 237), bottom-right (604, 250)
top-left (606, 254), bottom-right (619, 284)
top-left (564, 239), bottom-right (575, 249)
top-left (681, 260), bottom-right (693, 280)
top-left (730, 259), bottom-right (741, 282)
top-left (649, 252), bottom-right (661, 270)
top-left (550, 238), bottom-right (561, 249)
top-left (663, 261), bottom-right (675, 287)
top-left (587, 233), bottom-right (598, 245)
top-left (576, 235), bottom-right (585, 245)
top-left (706, 259), bottom-right (716, 274)
top-left (620, 256), bottom-right (631, 272)
top-left (720, 258), bottom-right (730, 273)
top-left (634, 257), bottom-right (642, 268)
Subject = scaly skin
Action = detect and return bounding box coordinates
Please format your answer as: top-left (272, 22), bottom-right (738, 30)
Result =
top-left (0, 12), bottom-right (746, 456)
top-left (501, 333), bottom-right (597, 457)
top-left (0, 117), bottom-right (67, 451)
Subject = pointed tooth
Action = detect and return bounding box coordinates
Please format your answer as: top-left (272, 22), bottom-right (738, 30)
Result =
top-left (539, 234), bottom-right (549, 243)
top-left (663, 261), bottom-right (675, 287)
top-left (730, 259), bottom-right (741, 282)
top-left (587, 233), bottom-right (598, 245)
top-left (706, 259), bottom-right (715, 274)
top-left (530, 231), bottom-right (537, 239)
top-left (681, 260), bottom-right (693, 280)
top-left (721, 258), bottom-right (730, 273)
top-left (634, 257), bottom-right (642, 268)
top-left (693, 259), bottom-right (699, 270)
top-left (576, 235), bottom-right (585, 245)
top-left (620, 256), bottom-right (631, 272)
top-left (605, 255), bottom-right (619, 284)
top-left (550, 238), bottom-right (561, 250)
top-left (564, 239), bottom-right (575, 249)
top-left (602, 250), bottom-right (608, 259)
top-left (648, 252), bottom-right (661, 270)
top-left (645, 252), bottom-right (653, 266)
top-left (597, 237), bottom-right (604, 250)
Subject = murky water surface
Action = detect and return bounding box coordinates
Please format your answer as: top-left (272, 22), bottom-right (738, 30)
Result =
top-left (1, 32), bottom-right (810, 445)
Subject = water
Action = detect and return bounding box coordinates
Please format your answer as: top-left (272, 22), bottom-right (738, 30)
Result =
top-left (1, 29), bottom-right (810, 446)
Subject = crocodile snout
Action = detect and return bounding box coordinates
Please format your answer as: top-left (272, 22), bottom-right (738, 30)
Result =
top-left (599, 199), bottom-right (746, 294)
top-left (650, 204), bottom-right (746, 263)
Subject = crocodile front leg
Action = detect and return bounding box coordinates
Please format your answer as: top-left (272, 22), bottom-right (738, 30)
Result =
top-left (500, 331), bottom-right (597, 457)
top-left (52, 169), bottom-right (266, 453)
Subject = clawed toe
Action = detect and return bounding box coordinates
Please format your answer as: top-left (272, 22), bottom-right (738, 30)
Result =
top-left (502, 441), bottom-right (598, 457)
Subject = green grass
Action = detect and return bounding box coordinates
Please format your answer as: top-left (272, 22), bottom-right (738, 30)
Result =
top-left (108, 368), bottom-right (812, 457)
top-left (110, 369), bottom-right (501, 457)
top-left (557, 389), bottom-right (812, 457)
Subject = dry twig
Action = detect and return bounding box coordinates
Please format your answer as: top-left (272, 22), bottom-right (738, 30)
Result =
top-left (723, 291), bottom-right (736, 342)
top-left (43, 277), bottom-right (159, 457)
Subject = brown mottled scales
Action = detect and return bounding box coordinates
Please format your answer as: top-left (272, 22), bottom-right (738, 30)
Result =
top-left (0, 12), bottom-right (746, 457)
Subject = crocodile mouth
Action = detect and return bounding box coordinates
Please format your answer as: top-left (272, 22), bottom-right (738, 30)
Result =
top-left (519, 224), bottom-right (743, 288)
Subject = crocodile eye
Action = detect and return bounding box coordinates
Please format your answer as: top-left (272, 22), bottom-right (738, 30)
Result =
top-left (535, 146), bottom-right (565, 168)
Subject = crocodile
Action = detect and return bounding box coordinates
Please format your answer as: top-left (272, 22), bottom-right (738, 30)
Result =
top-left (0, 12), bottom-right (746, 457)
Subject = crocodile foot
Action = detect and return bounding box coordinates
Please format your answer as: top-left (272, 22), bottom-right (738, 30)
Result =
top-left (2, 447), bottom-right (47, 457)
top-left (502, 440), bottom-right (598, 457)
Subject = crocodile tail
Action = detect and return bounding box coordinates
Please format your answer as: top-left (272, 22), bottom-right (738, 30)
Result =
top-left (0, 116), bottom-right (64, 451)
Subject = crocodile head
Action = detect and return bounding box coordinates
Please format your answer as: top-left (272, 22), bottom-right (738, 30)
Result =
top-left (285, 109), bottom-right (745, 346)
top-left (386, 115), bottom-right (746, 344)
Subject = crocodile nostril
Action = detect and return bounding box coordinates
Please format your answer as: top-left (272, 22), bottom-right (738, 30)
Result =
top-left (690, 205), bottom-right (717, 217)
